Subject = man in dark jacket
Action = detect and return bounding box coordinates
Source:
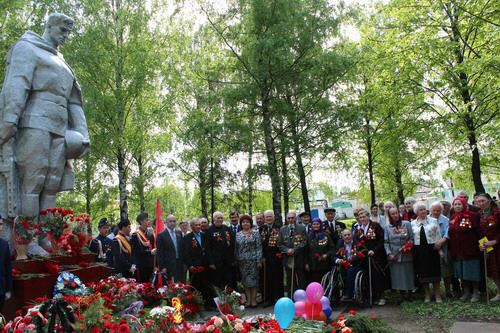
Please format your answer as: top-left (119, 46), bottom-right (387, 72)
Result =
top-left (278, 211), bottom-right (307, 295)
top-left (89, 217), bottom-right (113, 267)
top-left (131, 213), bottom-right (155, 282)
top-left (206, 211), bottom-right (235, 289)
top-left (322, 208), bottom-right (346, 247)
top-left (157, 214), bottom-right (185, 282)
top-left (261, 210), bottom-right (284, 306)
top-left (182, 218), bottom-right (210, 305)
top-left (112, 219), bottom-right (135, 278)
top-left (0, 216), bottom-right (12, 312)
top-left (333, 229), bottom-right (363, 301)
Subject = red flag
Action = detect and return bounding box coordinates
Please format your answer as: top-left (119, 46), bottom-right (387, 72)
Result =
top-left (155, 198), bottom-right (164, 245)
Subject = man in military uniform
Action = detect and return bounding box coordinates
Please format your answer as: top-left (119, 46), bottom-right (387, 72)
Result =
top-left (322, 208), bottom-right (346, 247)
top-left (182, 218), bottom-right (210, 307)
top-left (0, 13), bottom-right (89, 216)
top-left (131, 213), bottom-right (156, 282)
top-left (261, 210), bottom-right (284, 306)
top-left (89, 218), bottom-right (113, 267)
top-left (278, 211), bottom-right (307, 296)
top-left (112, 219), bottom-right (135, 278)
top-left (206, 211), bottom-right (235, 289)
top-left (299, 211), bottom-right (311, 232)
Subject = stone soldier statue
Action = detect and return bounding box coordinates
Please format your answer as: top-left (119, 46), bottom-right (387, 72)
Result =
top-left (0, 13), bottom-right (89, 217)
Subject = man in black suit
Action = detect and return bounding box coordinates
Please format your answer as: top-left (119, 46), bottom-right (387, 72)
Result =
top-left (182, 218), bottom-right (210, 306)
top-left (322, 208), bottom-right (346, 247)
top-left (0, 216), bottom-right (12, 313)
top-left (157, 214), bottom-right (185, 282)
top-left (262, 210), bottom-right (284, 306)
top-left (206, 211), bottom-right (235, 289)
top-left (229, 211), bottom-right (241, 234)
top-left (299, 211), bottom-right (311, 233)
top-left (228, 211), bottom-right (241, 289)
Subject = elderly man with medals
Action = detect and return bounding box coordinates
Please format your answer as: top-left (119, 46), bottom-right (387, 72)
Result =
top-left (278, 211), bottom-right (307, 295)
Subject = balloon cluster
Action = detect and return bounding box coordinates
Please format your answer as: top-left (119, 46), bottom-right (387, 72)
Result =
top-left (293, 282), bottom-right (332, 321)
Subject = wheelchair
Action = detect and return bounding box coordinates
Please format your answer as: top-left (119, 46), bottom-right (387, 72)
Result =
top-left (321, 259), bottom-right (372, 307)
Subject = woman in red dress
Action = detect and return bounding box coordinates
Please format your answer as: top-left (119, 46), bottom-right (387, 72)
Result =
top-left (477, 193), bottom-right (500, 301)
top-left (448, 197), bottom-right (482, 302)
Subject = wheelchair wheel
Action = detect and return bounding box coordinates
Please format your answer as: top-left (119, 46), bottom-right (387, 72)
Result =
top-left (321, 266), bottom-right (342, 304)
top-left (354, 270), bottom-right (370, 306)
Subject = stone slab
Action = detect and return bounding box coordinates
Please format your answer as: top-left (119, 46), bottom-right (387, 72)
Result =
top-left (452, 321), bottom-right (500, 333)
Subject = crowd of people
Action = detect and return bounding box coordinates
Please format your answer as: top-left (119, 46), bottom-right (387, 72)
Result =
top-left (0, 190), bottom-right (498, 313)
top-left (85, 190), bottom-right (499, 308)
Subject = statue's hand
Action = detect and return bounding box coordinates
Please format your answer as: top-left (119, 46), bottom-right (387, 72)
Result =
top-left (79, 140), bottom-right (90, 157)
top-left (0, 123), bottom-right (17, 145)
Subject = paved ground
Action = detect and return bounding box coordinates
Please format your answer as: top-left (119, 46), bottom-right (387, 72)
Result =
top-left (451, 322), bottom-right (500, 333)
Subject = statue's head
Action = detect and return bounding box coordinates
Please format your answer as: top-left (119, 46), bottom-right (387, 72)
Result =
top-left (44, 13), bottom-right (74, 48)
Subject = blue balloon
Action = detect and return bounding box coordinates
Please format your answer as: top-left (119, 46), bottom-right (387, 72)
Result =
top-left (323, 307), bottom-right (332, 319)
top-left (274, 297), bottom-right (295, 329)
top-left (293, 289), bottom-right (307, 302)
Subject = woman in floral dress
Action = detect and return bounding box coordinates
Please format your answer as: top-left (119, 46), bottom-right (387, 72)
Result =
top-left (235, 214), bottom-right (262, 307)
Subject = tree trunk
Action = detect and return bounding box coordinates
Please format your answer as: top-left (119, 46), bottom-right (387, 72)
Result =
top-left (247, 147), bottom-right (253, 215)
top-left (448, 5), bottom-right (485, 193)
top-left (210, 137), bottom-right (215, 222)
top-left (261, 90), bottom-right (282, 225)
top-left (365, 117), bottom-right (376, 206)
top-left (466, 118), bottom-right (485, 193)
top-left (117, 148), bottom-right (128, 221)
top-left (291, 122), bottom-right (310, 213)
top-left (394, 162), bottom-right (405, 205)
top-left (198, 156), bottom-right (209, 218)
top-left (85, 156), bottom-right (92, 215)
top-left (136, 154), bottom-right (146, 213)
top-left (280, 128), bottom-right (289, 215)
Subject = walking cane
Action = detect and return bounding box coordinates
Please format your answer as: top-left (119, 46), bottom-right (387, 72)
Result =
top-left (368, 256), bottom-right (373, 307)
top-left (290, 256), bottom-right (295, 297)
top-left (263, 261), bottom-right (267, 304)
top-left (484, 251), bottom-right (490, 304)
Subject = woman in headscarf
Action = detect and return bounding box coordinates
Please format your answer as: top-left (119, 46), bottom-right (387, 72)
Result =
top-left (477, 193), bottom-right (500, 301)
top-left (305, 218), bottom-right (335, 283)
top-left (448, 197), bottom-right (482, 302)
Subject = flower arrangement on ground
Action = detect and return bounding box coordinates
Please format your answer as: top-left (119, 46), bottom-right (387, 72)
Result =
top-left (157, 281), bottom-right (204, 319)
top-left (213, 286), bottom-right (245, 316)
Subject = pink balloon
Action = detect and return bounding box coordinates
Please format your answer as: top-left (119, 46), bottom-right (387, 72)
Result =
top-left (294, 301), bottom-right (306, 317)
top-left (306, 282), bottom-right (324, 303)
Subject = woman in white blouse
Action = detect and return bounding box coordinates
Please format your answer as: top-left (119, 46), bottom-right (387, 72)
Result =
top-left (411, 202), bottom-right (443, 303)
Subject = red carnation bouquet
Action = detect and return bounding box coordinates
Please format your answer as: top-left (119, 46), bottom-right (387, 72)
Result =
top-left (39, 207), bottom-right (73, 249)
top-left (13, 215), bottom-right (40, 245)
top-left (62, 213), bottom-right (92, 256)
top-left (401, 241), bottom-right (413, 254)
